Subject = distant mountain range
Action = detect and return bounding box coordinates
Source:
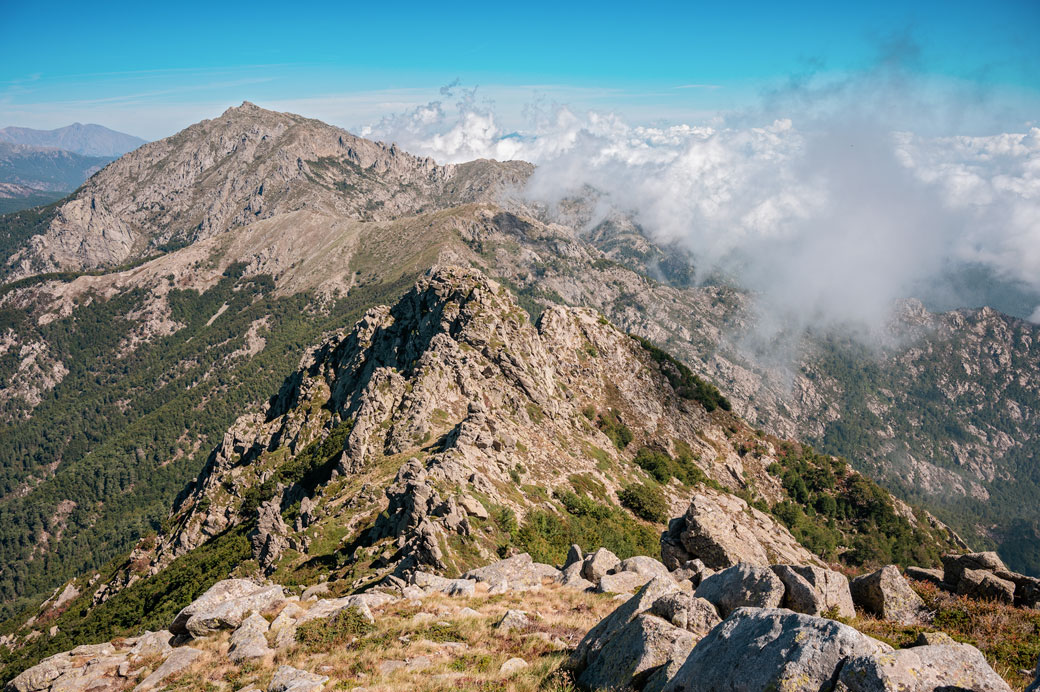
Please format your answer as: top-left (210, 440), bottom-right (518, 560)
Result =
top-left (0, 124), bottom-right (147, 213)
top-left (0, 123), bottom-right (146, 158)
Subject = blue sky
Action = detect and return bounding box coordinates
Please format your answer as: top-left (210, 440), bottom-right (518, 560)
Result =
top-left (1, 0), bottom-right (1037, 139)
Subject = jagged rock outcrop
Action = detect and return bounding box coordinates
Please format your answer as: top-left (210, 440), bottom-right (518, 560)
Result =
top-left (660, 492), bottom-right (822, 570)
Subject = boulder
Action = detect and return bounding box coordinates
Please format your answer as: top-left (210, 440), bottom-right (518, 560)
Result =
top-left (649, 592), bottom-right (720, 636)
top-left (127, 630), bottom-right (174, 659)
top-left (618, 556), bottom-right (672, 580)
top-left (184, 584), bottom-right (285, 637)
top-left (660, 492), bottom-right (820, 570)
top-left (462, 553), bottom-right (559, 590)
top-left (228, 613), bottom-right (272, 663)
top-left (694, 563), bottom-right (785, 618)
top-left (994, 570), bottom-right (1040, 608)
top-left (578, 614), bottom-right (694, 692)
top-left (661, 608), bottom-right (890, 692)
top-left (170, 579), bottom-right (270, 634)
top-left (942, 552), bottom-right (1008, 585)
top-left (300, 583), bottom-right (330, 601)
top-left (270, 602), bottom-right (305, 650)
top-left (836, 643), bottom-right (1012, 692)
top-left (134, 647), bottom-right (203, 692)
top-left (582, 548), bottom-right (620, 583)
top-left (411, 571), bottom-right (474, 596)
top-left (268, 665), bottom-right (328, 692)
top-left (956, 568), bottom-right (1015, 604)
top-left (499, 658), bottom-right (528, 675)
top-left (572, 575), bottom-right (679, 670)
top-left (495, 610), bottom-right (529, 631)
top-left (564, 544), bottom-right (583, 569)
top-left (914, 631), bottom-right (957, 646)
top-left (598, 571), bottom-right (653, 594)
top-left (558, 562), bottom-right (595, 591)
top-left (850, 565), bottom-right (929, 625)
top-left (904, 566), bottom-right (944, 587)
top-left (295, 592), bottom-right (391, 624)
top-left (669, 559), bottom-right (713, 587)
top-left (772, 564), bottom-right (855, 618)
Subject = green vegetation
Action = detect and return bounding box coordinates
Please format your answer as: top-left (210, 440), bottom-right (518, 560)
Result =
top-left (632, 445), bottom-right (720, 489)
top-left (0, 201), bottom-right (61, 275)
top-left (618, 483), bottom-right (668, 523)
top-left (295, 606), bottom-right (376, 651)
top-left (595, 410), bottom-right (633, 450)
top-left (631, 335), bottom-right (731, 412)
top-left (0, 526), bottom-right (251, 683)
top-left (767, 443), bottom-right (949, 567)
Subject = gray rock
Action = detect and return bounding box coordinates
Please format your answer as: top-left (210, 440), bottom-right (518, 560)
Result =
top-left (582, 548), bottom-right (621, 583)
top-left (618, 555), bottom-right (672, 580)
top-left (837, 643), bottom-right (1012, 692)
top-left (578, 614), bottom-right (694, 692)
top-left (134, 647), bottom-right (203, 692)
top-left (649, 592), bottom-right (721, 636)
top-left (598, 571), bottom-right (653, 594)
top-left (251, 498), bottom-right (290, 574)
top-left (772, 564), bottom-right (855, 618)
top-left (558, 562), bottom-right (595, 591)
top-left (184, 584), bottom-right (284, 637)
top-left (942, 551), bottom-right (1008, 585)
top-left (669, 559), bottom-right (713, 587)
top-left (228, 613), bottom-right (272, 663)
top-left (268, 665), bottom-right (328, 692)
top-left (377, 660), bottom-right (406, 676)
top-left (661, 608), bottom-right (890, 692)
top-left (170, 579), bottom-right (269, 634)
top-left (956, 568), bottom-right (1015, 604)
top-left (694, 563), bottom-right (785, 618)
top-left (564, 544), bottom-right (583, 569)
top-left (850, 565), bottom-right (929, 625)
top-left (300, 583), bottom-right (330, 601)
top-left (914, 631), bottom-right (957, 646)
top-left (495, 609), bottom-right (529, 631)
top-left (499, 658), bottom-right (528, 675)
top-left (127, 630), bottom-right (174, 659)
top-left (462, 553), bottom-right (559, 590)
top-left (905, 566), bottom-right (944, 587)
top-left (572, 575), bottom-right (679, 670)
top-left (270, 602), bottom-right (305, 650)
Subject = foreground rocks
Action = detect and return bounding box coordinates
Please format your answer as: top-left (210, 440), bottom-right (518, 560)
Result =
top-left (850, 565), bottom-right (930, 625)
top-left (836, 643), bottom-right (1012, 692)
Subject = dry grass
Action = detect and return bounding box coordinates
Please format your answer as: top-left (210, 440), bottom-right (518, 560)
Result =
top-left (161, 582), bottom-right (618, 692)
top-left (847, 580), bottom-right (1040, 691)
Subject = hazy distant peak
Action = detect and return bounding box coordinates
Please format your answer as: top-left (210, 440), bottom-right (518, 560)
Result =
top-left (0, 123), bottom-right (146, 157)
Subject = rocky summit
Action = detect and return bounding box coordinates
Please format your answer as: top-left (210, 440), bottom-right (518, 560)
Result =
top-left (0, 103), bottom-right (1039, 691)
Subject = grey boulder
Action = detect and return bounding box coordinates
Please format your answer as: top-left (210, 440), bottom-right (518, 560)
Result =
top-left (772, 564), bottom-right (855, 619)
top-left (228, 613), bottom-right (272, 663)
top-left (850, 565), bottom-right (929, 625)
top-left (836, 643), bottom-right (1011, 692)
top-left (578, 614), bottom-right (694, 692)
top-left (582, 548), bottom-right (621, 583)
top-left (694, 562), bottom-right (785, 617)
top-left (649, 592), bottom-right (721, 636)
top-left (268, 665), bottom-right (328, 692)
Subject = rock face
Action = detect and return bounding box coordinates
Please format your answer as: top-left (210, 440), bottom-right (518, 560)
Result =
top-left (462, 553), bottom-right (559, 591)
top-left (837, 643), bottom-right (1012, 692)
top-left (694, 563), bottom-right (786, 617)
top-left (577, 614), bottom-right (694, 692)
top-left (660, 492), bottom-right (821, 570)
top-left (850, 565), bottom-right (929, 625)
top-left (181, 584), bottom-right (284, 638)
top-left (170, 579), bottom-right (274, 634)
top-left (772, 564), bottom-right (855, 618)
top-left (661, 608), bottom-right (891, 692)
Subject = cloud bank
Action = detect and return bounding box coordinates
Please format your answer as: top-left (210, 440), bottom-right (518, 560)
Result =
top-left (362, 77), bottom-right (1040, 334)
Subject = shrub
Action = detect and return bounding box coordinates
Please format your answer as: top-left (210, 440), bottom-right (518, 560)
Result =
top-left (597, 411), bottom-right (633, 450)
top-left (618, 483), bottom-right (668, 523)
top-left (296, 606), bottom-right (375, 650)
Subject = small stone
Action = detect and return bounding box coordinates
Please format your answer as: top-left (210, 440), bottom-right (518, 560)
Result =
top-left (495, 609), bottom-right (529, 631)
top-left (500, 657), bottom-right (528, 675)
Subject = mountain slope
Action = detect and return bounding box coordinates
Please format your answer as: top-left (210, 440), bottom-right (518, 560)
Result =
top-left (0, 124), bottom-right (145, 158)
top-left (0, 142), bottom-right (110, 195)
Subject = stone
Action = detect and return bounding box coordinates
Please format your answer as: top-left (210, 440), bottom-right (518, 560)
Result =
top-left (462, 553), bottom-right (560, 590)
top-left (661, 608), bottom-right (890, 692)
top-left (458, 495), bottom-right (488, 520)
top-left (268, 665), bottom-right (329, 692)
top-left (904, 566), bottom-right (944, 586)
top-left (251, 498), bottom-right (290, 574)
top-left (184, 584), bottom-right (285, 637)
top-left (571, 575), bottom-right (680, 670)
top-left (649, 592), bottom-right (721, 636)
top-left (300, 583), bottom-right (330, 601)
top-left (558, 562), bottom-right (595, 591)
top-left (170, 579), bottom-right (269, 634)
top-left (956, 568), bottom-right (1015, 604)
top-left (660, 492), bottom-right (819, 570)
top-left (406, 656), bottom-right (431, 671)
top-left (771, 564), bottom-right (855, 618)
top-left (499, 658), bottom-right (528, 675)
top-left (669, 559), bottom-right (713, 587)
top-left (228, 613), bottom-right (272, 663)
top-left (618, 555), bottom-right (672, 580)
top-left (694, 563), bottom-right (785, 618)
top-left (296, 593), bottom-right (391, 624)
top-left (411, 570), bottom-right (474, 596)
top-left (578, 614), bottom-right (694, 692)
top-left (942, 552), bottom-right (1008, 585)
top-left (597, 571), bottom-right (653, 594)
top-left (850, 565), bottom-right (929, 625)
top-left (581, 548), bottom-right (621, 583)
top-left (134, 647), bottom-right (203, 692)
top-left (915, 631), bottom-right (957, 646)
top-left (1026, 654), bottom-right (1040, 692)
top-left (127, 630), bottom-right (174, 659)
top-left (837, 643), bottom-right (1012, 692)
top-left (564, 544), bottom-right (583, 569)
top-left (495, 609), bottom-right (529, 631)
top-left (456, 607), bottom-right (481, 618)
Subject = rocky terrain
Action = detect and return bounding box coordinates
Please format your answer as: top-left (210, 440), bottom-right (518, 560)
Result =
top-left (0, 102), bottom-right (1038, 652)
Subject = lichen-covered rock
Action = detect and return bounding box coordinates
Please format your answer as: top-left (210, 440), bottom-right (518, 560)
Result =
top-left (578, 614), bottom-right (694, 692)
top-left (268, 665), bottom-right (328, 692)
top-left (598, 571), bottom-right (653, 594)
top-left (134, 647), bottom-right (203, 692)
top-left (618, 556), bottom-right (672, 580)
top-left (660, 492), bottom-right (821, 570)
top-left (462, 553), bottom-right (559, 591)
top-left (228, 613), bottom-right (272, 663)
top-left (669, 559), bottom-right (713, 587)
top-left (572, 575), bottom-right (680, 670)
top-left (772, 564), bottom-right (855, 618)
top-left (905, 566), bottom-right (945, 586)
top-left (184, 584), bottom-right (285, 637)
top-left (956, 568), bottom-right (1015, 604)
top-left (850, 565), bottom-right (929, 625)
top-left (661, 608), bottom-right (890, 692)
top-left (582, 548), bottom-right (621, 583)
top-left (836, 643), bottom-right (1012, 692)
top-left (694, 563), bottom-right (785, 617)
top-left (942, 552), bottom-right (1008, 585)
top-left (170, 579), bottom-right (270, 634)
top-left (649, 592), bottom-right (720, 636)
top-left (495, 610), bottom-right (529, 631)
